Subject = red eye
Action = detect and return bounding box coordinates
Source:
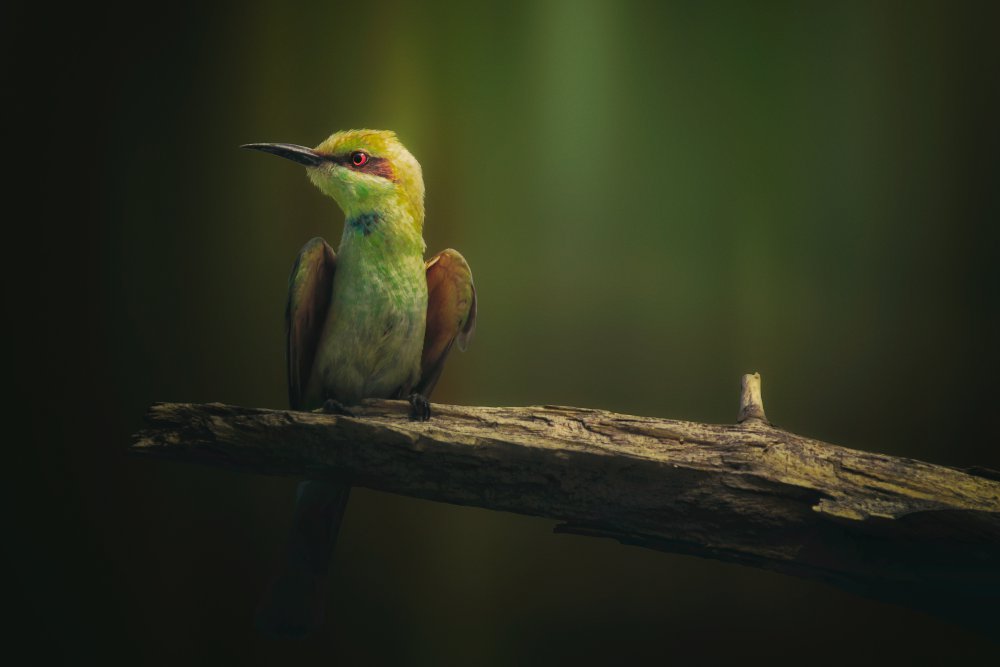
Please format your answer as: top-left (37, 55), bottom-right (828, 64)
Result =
top-left (351, 151), bottom-right (368, 166)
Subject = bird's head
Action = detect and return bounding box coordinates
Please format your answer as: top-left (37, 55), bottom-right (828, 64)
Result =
top-left (243, 129), bottom-right (425, 232)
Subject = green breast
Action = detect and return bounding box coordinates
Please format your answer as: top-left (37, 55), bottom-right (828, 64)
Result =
top-left (310, 234), bottom-right (428, 405)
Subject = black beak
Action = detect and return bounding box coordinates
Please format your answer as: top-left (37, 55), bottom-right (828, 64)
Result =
top-left (241, 142), bottom-right (327, 167)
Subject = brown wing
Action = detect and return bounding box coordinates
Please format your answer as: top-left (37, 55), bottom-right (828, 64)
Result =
top-left (286, 237), bottom-right (337, 410)
top-left (416, 248), bottom-right (477, 398)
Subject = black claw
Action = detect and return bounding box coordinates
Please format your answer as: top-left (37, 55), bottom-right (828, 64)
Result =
top-left (322, 399), bottom-right (356, 417)
top-left (408, 393), bottom-right (431, 421)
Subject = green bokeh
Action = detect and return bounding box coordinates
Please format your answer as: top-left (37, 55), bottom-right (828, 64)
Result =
top-left (12, 0), bottom-right (999, 663)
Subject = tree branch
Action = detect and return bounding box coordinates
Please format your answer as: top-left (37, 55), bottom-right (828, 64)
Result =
top-left (131, 374), bottom-right (1000, 633)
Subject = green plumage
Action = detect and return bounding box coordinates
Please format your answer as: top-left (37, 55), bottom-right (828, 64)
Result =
top-left (245, 129), bottom-right (476, 636)
top-left (305, 216), bottom-right (428, 406)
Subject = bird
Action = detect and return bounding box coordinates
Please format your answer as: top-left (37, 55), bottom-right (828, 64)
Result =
top-left (242, 129), bottom-right (476, 637)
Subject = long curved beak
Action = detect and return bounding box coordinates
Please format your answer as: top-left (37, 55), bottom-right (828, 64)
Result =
top-left (241, 143), bottom-right (327, 167)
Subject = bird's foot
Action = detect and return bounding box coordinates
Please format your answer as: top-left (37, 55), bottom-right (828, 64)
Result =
top-left (408, 393), bottom-right (431, 421)
top-left (321, 399), bottom-right (356, 417)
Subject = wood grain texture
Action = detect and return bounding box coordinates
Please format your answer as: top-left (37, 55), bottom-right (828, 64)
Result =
top-left (132, 395), bottom-right (1000, 633)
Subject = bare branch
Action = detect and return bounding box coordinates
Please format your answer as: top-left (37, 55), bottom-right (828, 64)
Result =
top-left (131, 377), bottom-right (1000, 633)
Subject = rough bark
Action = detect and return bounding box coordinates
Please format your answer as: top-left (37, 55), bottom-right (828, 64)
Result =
top-left (131, 376), bottom-right (1000, 634)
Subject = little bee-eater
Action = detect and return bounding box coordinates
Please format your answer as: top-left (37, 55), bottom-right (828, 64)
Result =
top-left (242, 129), bottom-right (476, 636)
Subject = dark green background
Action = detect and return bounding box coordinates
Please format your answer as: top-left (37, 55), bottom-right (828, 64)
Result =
top-left (9, 0), bottom-right (999, 663)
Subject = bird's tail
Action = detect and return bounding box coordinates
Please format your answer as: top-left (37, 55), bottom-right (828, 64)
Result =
top-left (255, 480), bottom-right (351, 638)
